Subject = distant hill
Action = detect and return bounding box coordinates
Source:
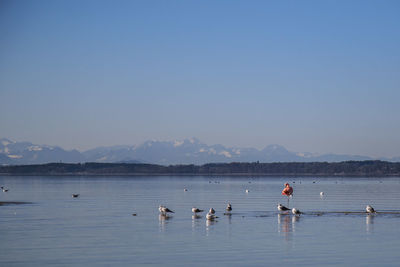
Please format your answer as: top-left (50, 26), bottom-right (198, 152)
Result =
top-left (0, 137), bottom-right (398, 165)
top-left (1, 161), bottom-right (399, 176)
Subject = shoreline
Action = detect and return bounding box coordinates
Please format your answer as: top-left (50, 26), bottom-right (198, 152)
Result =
top-left (1, 161), bottom-right (400, 177)
top-left (1, 172), bottom-right (400, 177)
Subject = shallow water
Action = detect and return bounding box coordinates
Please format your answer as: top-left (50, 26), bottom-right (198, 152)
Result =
top-left (1, 176), bottom-right (400, 266)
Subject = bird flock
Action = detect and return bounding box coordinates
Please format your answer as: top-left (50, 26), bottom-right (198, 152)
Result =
top-left (0, 183), bottom-right (379, 217)
top-left (158, 202), bottom-right (377, 220)
top-left (158, 203), bottom-right (376, 221)
top-left (157, 182), bottom-right (378, 220)
top-left (158, 204), bottom-right (236, 221)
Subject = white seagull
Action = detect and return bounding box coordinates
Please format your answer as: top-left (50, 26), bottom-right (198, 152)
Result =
top-left (277, 203), bottom-right (290, 211)
top-left (245, 189), bottom-right (249, 193)
top-left (192, 207), bottom-right (204, 213)
top-left (226, 203), bottom-right (232, 212)
top-left (320, 192), bottom-right (324, 196)
top-left (159, 205), bottom-right (174, 215)
top-left (292, 208), bottom-right (301, 215)
top-left (366, 205), bottom-right (375, 213)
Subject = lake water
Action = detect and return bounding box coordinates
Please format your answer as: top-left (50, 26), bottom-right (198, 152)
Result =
top-left (1, 175), bottom-right (400, 266)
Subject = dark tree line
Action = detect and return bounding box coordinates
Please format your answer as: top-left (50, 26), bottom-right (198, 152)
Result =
top-left (1, 160), bottom-right (400, 176)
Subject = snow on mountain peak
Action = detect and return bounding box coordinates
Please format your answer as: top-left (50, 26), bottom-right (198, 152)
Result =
top-left (1, 136), bottom-right (391, 165)
top-left (1, 138), bottom-right (15, 146)
top-left (174, 140), bottom-right (184, 147)
top-left (28, 146), bottom-right (43, 151)
top-left (233, 149), bottom-right (241, 155)
top-left (7, 154), bottom-right (22, 159)
top-left (187, 137), bottom-right (200, 144)
top-left (219, 151), bottom-right (232, 158)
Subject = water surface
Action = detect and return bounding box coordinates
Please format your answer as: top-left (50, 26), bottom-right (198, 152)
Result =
top-left (1, 176), bottom-right (400, 266)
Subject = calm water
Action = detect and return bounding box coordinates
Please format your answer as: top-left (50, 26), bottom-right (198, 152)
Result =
top-left (1, 175), bottom-right (400, 266)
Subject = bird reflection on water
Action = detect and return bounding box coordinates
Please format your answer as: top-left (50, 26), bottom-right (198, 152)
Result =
top-left (191, 214), bottom-right (202, 231)
top-left (206, 219), bottom-right (217, 236)
top-left (278, 213), bottom-right (291, 241)
top-left (159, 214), bottom-right (172, 232)
top-left (278, 213), bottom-right (300, 242)
top-left (366, 214), bottom-right (375, 234)
top-left (292, 214), bottom-right (300, 227)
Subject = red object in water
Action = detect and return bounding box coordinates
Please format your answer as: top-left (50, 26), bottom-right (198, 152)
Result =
top-left (282, 183), bottom-right (293, 196)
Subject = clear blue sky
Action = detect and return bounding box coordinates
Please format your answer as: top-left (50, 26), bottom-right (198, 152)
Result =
top-left (1, 0), bottom-right (399, 157)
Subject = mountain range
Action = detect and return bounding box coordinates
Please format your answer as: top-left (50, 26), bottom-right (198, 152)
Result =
top-left (0, 137), bottom-right (399, 165)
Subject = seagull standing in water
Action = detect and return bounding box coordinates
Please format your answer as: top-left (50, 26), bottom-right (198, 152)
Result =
top-left (159, 205), bottom-right (174, 215)
top-left (206, 212), bottom-right (217, 220)
top-left (192, 207), bottom-right (204, 213)
top-left (277, 203), bottom-right (290, 211)
top-left (366, 205), bottom-right (375, 213)
top-left (226, 203), bottom-right (232, 212)
top-left (292, 208), bottom-right (301, 215)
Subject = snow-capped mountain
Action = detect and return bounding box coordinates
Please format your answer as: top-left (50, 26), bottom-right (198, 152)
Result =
top-left (0, 137), bottom-right (396, 165)
top-left (0, 138), bottom-right (84, 165)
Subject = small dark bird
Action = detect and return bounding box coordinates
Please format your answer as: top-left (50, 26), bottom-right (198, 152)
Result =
top-left (72, 194), bottom-right (79, 198)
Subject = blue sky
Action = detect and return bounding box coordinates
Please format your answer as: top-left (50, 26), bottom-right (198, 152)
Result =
top-left (1, 0), bottom-right (399, 157)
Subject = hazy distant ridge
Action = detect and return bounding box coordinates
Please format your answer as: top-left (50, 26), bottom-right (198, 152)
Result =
top-left (1, 161), bottom-right (400, 176)
top-left (0, 137), bottom-right (398, 165)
